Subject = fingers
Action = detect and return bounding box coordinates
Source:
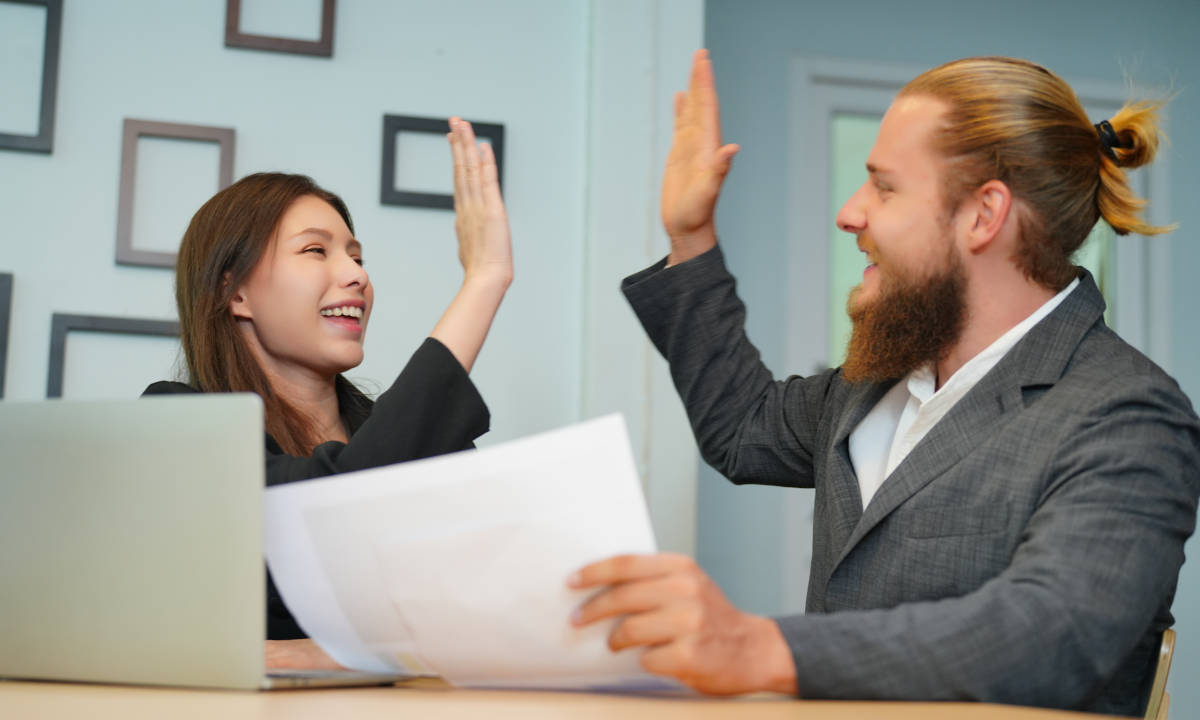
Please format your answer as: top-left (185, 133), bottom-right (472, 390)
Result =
top-left (572, 571), bottom-right (701, 627)
top-left (448, 118), bottom-right (467, 215)
top-left (683, 49), bottom-right (708, 125)
top-left (455, 118), bottom-right (483, 204)
top-left (608, 605), bottom-right (699, 651)
top-left (451, 120), bottom-right (505, 224)
top-left (569, 552), bottom-right (695, 590)
top-left (675, 49), bottom-right (724, 147)
top-left (640, 643), bottom-right (699, 685)
top-left (689, 49), bottom-right (715, 99)
top-left (692, 50), bottom-right (723, 145)
top-left (478, 141), bottom-right (505, 215)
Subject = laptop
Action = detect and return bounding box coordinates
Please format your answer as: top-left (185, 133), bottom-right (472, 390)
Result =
top-left (0, 394), bottom-right (406, 690)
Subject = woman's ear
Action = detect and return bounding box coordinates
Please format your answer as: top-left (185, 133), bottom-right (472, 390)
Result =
top-left (227, 273), bottom-right (253, 320)
top-left (229, 292), bottom-right (252, 320)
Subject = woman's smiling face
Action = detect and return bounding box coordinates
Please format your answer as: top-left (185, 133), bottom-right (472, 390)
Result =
top-left (230, 194), bottom-right (373, 383)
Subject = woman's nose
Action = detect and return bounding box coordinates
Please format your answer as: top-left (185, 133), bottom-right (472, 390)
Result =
top-left (337, 253), bottom-right (367, 288)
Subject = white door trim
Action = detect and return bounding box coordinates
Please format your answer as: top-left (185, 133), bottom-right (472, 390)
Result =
top-left (581, 0), bottom-right (704, 555)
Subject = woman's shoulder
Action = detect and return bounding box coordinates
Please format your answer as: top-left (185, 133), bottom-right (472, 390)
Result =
top-left (142, 380), bottom-right (201, 395)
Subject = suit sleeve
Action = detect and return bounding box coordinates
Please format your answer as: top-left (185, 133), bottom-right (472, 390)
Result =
top-left (776, 372), bottom-right (1200, 711)
top-left (264, 337), bottom-right (489, 485)
top-left (622, 245), bottom-right (835, 488)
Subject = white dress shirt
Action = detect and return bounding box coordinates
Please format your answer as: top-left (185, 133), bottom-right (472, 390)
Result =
top-left (849, 278), bottom-right (1080, 508)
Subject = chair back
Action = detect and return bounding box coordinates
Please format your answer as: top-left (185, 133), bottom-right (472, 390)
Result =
top-left (1144, 628), bottom-right (1175, 720)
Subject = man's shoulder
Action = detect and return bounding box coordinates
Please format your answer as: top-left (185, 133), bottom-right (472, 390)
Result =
top-left (1054, 324), bottom-right (1196, 419)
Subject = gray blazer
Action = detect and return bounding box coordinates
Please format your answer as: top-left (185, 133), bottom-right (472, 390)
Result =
top-left (622, 247), bottom-right (1200, 716)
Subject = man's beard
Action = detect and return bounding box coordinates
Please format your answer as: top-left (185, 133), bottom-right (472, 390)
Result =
top-left (841, 239), bottom-right (967, 384)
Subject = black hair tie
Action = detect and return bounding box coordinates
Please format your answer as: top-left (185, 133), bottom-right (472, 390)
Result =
top-left (1094, 119), bottom-right (1122, 162)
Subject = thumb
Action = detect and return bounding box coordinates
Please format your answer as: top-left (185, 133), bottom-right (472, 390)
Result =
top-left (713, 143), bottom-right (740, 176)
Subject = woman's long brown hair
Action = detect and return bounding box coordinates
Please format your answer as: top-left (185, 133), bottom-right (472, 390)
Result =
top-left (175, 172), bottom-right (360, 456)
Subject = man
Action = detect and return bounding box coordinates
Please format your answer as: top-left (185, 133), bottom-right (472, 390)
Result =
top-left (569, 50), bottom-right (1200, 715)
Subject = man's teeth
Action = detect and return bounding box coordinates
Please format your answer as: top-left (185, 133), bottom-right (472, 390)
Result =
top-left (320, 306), bottom-right (363, 318)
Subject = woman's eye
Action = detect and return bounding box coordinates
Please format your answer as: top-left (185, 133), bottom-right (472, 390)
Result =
top-left (304, 246), bottom-right (326, 256)
top-left (353, 257), bottom-right (364, 266)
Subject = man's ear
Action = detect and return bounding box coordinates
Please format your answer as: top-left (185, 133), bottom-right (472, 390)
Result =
top-left (965, 179), bottom-right (1013, 254)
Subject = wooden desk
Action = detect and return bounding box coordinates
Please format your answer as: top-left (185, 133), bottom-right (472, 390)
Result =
top-left (0, 678), bottom-right (1117, 719)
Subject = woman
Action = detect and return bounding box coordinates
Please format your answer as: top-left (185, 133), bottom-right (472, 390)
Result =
top-left (144, 118), bottom-right (511, 649)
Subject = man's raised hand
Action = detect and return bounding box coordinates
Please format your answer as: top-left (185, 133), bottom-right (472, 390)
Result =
top-left (661, 49), bottom-right (740, 266)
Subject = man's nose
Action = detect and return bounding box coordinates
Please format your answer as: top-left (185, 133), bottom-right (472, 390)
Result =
top-left (835, 183), bottom-right (868, 234)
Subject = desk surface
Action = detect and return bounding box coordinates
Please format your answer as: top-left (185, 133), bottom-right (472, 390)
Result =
top-left (0, 679), bottom-right (1117, 719)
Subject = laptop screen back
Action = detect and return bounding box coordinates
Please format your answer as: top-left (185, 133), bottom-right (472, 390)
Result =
top-left (0, 394), bottom-right (266, 689)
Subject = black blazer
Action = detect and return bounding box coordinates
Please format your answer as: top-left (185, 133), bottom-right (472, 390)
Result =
top-left (143, 337), bottom-right (490, 638)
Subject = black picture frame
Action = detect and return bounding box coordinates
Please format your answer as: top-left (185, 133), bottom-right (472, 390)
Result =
top-left (0, 0), bottom-right (62, 153)
top-left (380, 114), bottom-right (505, 210)
top-left (46, 314), bottom-right (181, 398)
top-left (224, 0), bottom-right (335, 58)
top-left (115, 119), bottom-right (236, 268)
top-left (0, 273), bottom-right (12, 398)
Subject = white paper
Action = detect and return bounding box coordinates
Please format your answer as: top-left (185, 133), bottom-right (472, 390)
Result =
top-left (263, 414), bottom-right (676, 689)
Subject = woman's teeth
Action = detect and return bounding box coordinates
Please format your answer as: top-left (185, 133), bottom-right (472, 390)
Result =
top-left (320, 306), bottom-right (363, 318)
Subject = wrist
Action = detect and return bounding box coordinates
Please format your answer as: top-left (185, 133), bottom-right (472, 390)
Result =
top-left (751, 615), bottom-right (797, 695)
top-left (666, 226), bottom-right (717, 267)
top-left (462, 265), bottom-right (513, 293)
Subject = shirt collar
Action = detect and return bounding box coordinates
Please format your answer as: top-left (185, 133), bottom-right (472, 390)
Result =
top-left (904, 277), bottom-right (1081, 405)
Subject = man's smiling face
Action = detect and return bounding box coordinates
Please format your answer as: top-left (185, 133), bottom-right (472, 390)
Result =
top-left (834, 95), bottom-right (970, 382)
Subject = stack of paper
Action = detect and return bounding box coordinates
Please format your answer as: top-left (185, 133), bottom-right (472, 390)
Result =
top-left (264, 414), bottom-right (677, 690)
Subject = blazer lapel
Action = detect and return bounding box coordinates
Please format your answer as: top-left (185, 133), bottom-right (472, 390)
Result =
top-left (825, 270), bottom-right (1108, 576)
top-left (836, 370), bottom-right (1015, 567)
top-left (819, 380), bottom-right (894, 562)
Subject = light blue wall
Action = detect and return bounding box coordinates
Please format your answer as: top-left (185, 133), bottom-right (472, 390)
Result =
top-left (0, 0), bottom-right (589, 444)
top-left (703, 0), bottom-right (1200, 710)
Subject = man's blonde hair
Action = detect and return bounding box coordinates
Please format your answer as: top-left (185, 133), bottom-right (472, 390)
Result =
top-left (901, 57), bottom-right (1172, 289)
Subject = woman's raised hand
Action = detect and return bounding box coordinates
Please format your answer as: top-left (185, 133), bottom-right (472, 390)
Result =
top-left (429, 118), bottom-right (513, 374)
top-left (448, 117), bottom-right (513, 288)
top-left (661, 49), bottom-right (740, 266)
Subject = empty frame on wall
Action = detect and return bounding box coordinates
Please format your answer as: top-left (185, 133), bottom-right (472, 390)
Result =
top-left (225, 0), bottom-right (336, 57)
top-left (115, 119), bottom-right (236, 268)
top-left (0, 273), bottom-right (11, 398)
top-left (381, 115), bottom-right (505, 210)
top-left (0, 0), bottom-right (62, 153)
top-left (46, 314), bottom-right (181, 398)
